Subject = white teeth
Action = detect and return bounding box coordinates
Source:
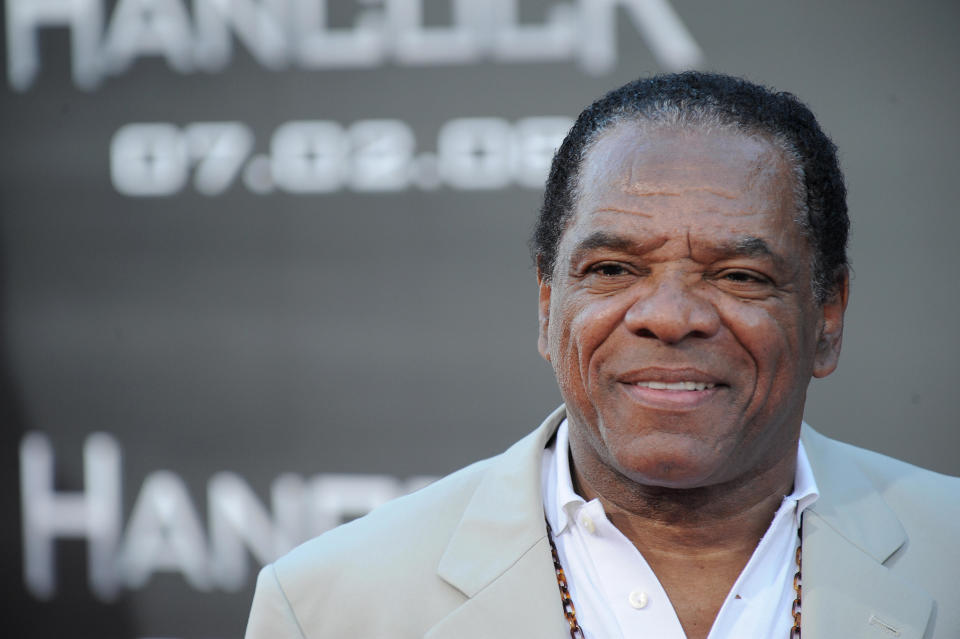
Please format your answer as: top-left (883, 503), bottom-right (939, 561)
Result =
top-left (636, 381), bottom-right (715, 391)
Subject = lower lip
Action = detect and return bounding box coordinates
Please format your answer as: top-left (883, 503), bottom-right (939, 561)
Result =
top-left (620, 383), bottom-right (722, 409)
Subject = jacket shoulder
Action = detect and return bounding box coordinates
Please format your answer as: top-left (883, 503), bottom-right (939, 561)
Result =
top-left (278, 454), bottom-right (492, 571)
top-left (254, 455), bottom-right (496, 637)
top-left (805, 426), bottom-right (960, 523)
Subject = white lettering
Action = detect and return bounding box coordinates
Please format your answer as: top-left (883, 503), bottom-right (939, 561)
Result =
top-left (193, 0), bottom-right (287, 72)
top-left (119, 471), bottom-right (211, 590)
top-left (579, 0), bottom-right (702, 74)
top-left (389, 0), bottom-right (485, 65)
top-left (437, 117), bottom-right (515, 190)
top-left (17, 428), bottom-right (442, 599)
top-left (348, 119), bottom-right (416, 192)
top-left (514, 116), bottom-right (571, 188)
top-left (20, 432), bottom-right (122, 600)
top-left (208, 472), bottom-right (306, 590)
top-left (490, 0), bottom-right (576, 63)
top-left (111, 116), bottom-right (573, 196)
top-left (294, 0), bottom-right (385, 68)
top-left (102, 0), bottom-right (194, 75)
top-left (7, 0), bottom-right (704, 91)
top-left (111, 123), bottom-right (190, 197)
top-left (270, 120), bottom-right (349, 193)
top-left (5, 0), bottom-right (104, 90)
top-left (184, 121), bottom-right (255, 195)
top-left (626, 0), bottom-right (703, 71)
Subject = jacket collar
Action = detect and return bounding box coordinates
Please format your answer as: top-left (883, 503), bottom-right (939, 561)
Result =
top-left (436, 405), bottom-right (563, 596)
top-left (800, 424), bottom-right (905, 563)
top-left (427, 406), bottom-right (567, 639)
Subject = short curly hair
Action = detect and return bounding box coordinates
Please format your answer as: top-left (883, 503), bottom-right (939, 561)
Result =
top-left (532, 71), bottom-right (848, 301)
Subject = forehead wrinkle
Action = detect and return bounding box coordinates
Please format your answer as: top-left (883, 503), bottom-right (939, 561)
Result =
top-left (592, 206), bottom-right (654, 218)
top-left (620, 185), bottom-right (740, 200)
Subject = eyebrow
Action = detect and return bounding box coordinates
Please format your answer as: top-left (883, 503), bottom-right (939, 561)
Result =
top-left (568, 231), bottom-right (786, 267)
top-left (731, 236), bottom-right (773, 257)
top-left (718, 235), bottom-right (789, 270)
top-left (569, 231), bottom-right (648, 263)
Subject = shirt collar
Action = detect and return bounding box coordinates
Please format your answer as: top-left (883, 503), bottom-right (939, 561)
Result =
top-left (550, 418), bottom-right (583, 534)
top-left (543, 418), bottom-right (820, 534)
top-left (793, 428), bottom-right (820, 525)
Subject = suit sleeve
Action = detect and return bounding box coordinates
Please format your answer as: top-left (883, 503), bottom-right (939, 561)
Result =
top-left (245, 564), bottom-right (307, 639)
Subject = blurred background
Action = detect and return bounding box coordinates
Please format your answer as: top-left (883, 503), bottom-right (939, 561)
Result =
top-left (2, 1), bottom-right (958, 637)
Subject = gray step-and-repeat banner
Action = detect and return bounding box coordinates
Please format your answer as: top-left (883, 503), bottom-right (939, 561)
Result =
top-left (2, 1), bottom-right (957, 637)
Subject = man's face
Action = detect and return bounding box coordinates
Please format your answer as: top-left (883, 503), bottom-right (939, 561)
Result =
top-left (538, 124), bottom-right (847, 490)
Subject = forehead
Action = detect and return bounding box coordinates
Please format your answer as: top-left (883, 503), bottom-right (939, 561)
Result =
top-left (561, 123), bottom-right (802, 252)
top-left (578, 122), bottom-right (795, 208)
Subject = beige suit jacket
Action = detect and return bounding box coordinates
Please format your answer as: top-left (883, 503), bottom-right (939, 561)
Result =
top-left (246, 406), bottom-right (960, 639)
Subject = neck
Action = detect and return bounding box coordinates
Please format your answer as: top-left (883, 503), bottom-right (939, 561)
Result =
top-left (569, 442), bottom-right (798, 555)
top-left (564, 431), bottom-right (801, 639)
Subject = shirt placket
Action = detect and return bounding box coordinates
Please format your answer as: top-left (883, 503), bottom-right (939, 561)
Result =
top-left (572, 499), bottom-right (687, 639)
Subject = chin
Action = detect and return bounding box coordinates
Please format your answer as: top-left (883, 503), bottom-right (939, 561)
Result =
top-left (622, 463), bottom-right (717, 490)
top-left (609, 440), bottom-right (727, 490)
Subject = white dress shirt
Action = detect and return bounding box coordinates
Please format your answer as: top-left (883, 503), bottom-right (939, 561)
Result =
top-left (541, 419), bottom-right (819, 639)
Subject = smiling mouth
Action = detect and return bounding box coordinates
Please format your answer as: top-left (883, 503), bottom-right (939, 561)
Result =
top-left (634, 381), bottom-right (717, 391)
top-left (620, 373), bottom-right (724, 409)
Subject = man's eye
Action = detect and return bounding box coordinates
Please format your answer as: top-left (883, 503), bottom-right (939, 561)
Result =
top-left (719, 270), bottom-right (767, 284)
top-left (591, 263), bottom-right (629, 276)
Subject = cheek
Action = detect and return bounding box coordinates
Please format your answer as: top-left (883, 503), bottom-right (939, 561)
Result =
top-left (550, 296), bottom-right (626, 389)
top-left (717, 297), bottom-right (815, 382)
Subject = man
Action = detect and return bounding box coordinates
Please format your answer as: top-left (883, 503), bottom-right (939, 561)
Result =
top-left (245, 72), bottom-right (958, 639)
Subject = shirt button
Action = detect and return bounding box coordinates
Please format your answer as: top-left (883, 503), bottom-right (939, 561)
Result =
top-left (579, 514), bottom-right (596, 534)
top-left (628, 590), bottom-right (649, 609)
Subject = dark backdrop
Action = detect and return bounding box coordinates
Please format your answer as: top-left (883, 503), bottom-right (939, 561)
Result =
top-left (2, 1), bottom-right (958, 637)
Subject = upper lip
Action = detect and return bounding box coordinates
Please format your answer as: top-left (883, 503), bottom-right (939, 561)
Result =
top-left (618, 367), bottom-right (724, 386)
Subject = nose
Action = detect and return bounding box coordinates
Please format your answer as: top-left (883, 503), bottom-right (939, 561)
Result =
top-left (623, 275), bottom-right (720, 343)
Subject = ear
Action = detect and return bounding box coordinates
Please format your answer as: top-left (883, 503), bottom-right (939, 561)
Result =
top-left (537, 266), bottom-right (552, 362)
top-left (812, 270), bottom-right (849, 378)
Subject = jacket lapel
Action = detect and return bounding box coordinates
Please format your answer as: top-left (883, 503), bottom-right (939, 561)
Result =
top-left (426, 406), bottom-right (569, 639)
top-left (800, 426), bottom-right (933, 638)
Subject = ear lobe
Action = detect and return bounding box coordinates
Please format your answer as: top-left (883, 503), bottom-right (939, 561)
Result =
top-left (537, 268), bottom-right (552, 362)
top-left (812, 271), bottom-right (850, 378)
